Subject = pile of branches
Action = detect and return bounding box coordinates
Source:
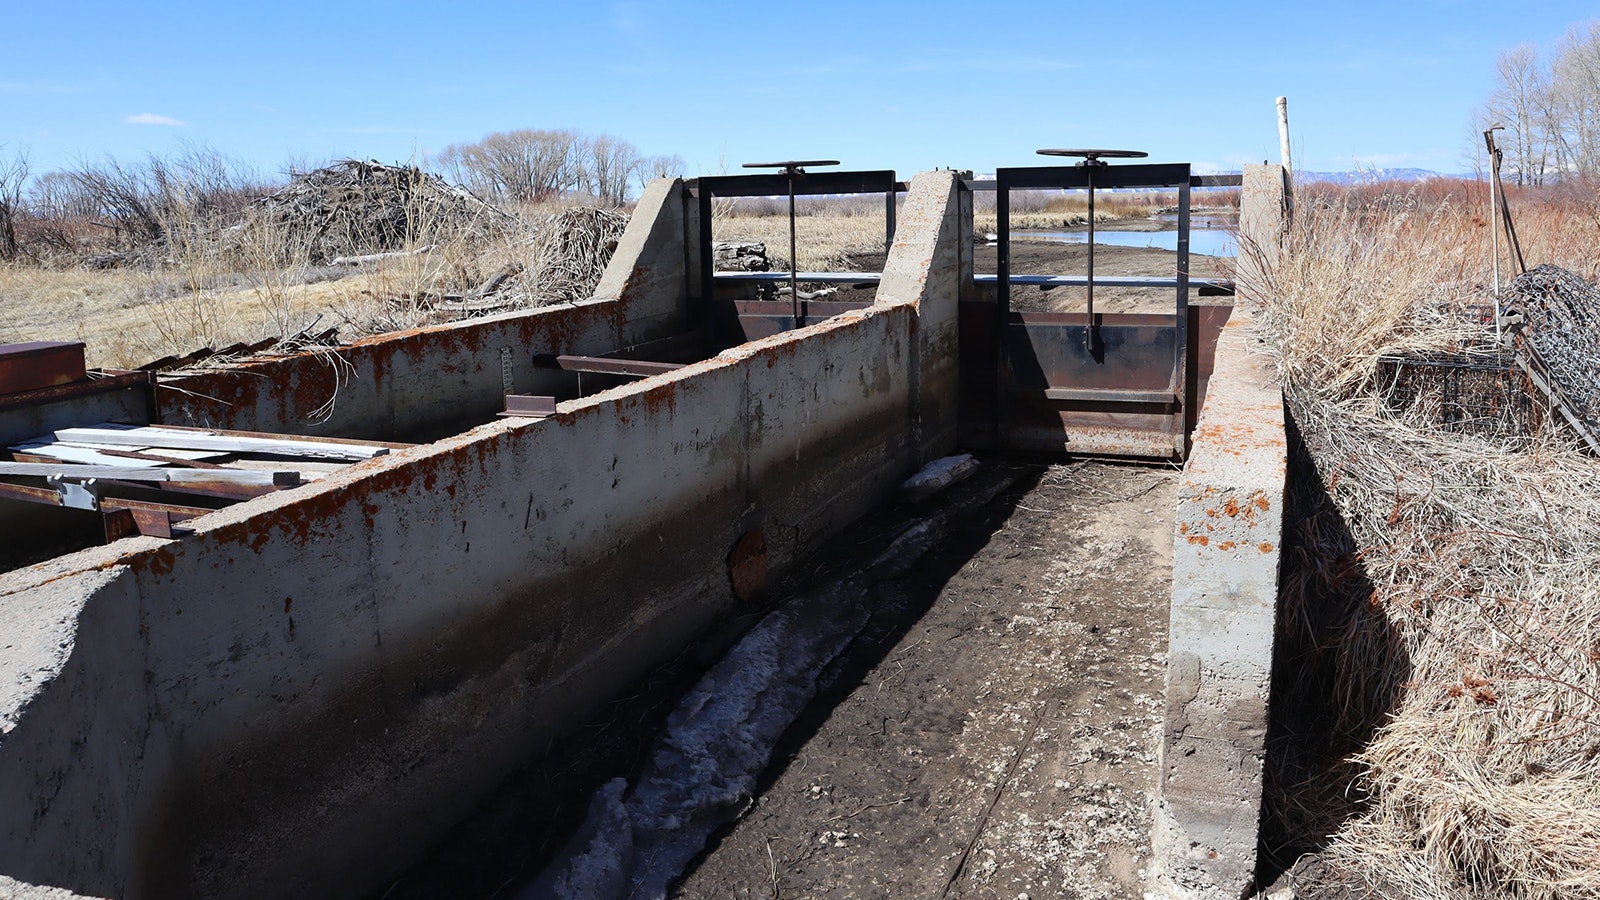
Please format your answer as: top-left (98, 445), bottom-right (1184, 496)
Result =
top-left (250, 160), bottom-right (513, 263)
top-left (518, 206), bottom-right (628, 307)
top-left (1250, 207), bottom-right (1600, 898)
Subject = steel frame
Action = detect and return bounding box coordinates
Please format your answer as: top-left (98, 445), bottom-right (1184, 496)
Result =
top-left (990, 162), bottom-right (1203, 460)
top-left (690, 170), bottom-right (902, 340)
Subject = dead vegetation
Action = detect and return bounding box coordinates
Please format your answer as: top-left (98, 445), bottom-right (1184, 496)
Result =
top-left (247, 159), bottom-right (514, 264)
top-left (0, 149), bottom-right (636, 368)
top-left (1248, 178), bottom-right (1600, 899)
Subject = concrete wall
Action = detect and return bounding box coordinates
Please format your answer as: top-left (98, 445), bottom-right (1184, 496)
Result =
top-left (1152, 304), bottom-right (1286, 898)
top-left (0, 172), bottom-right (963, 899)
top-left (154, 176), bottom-right (698, 443)
top-left (1235, 164), bottom-right (1289, 301)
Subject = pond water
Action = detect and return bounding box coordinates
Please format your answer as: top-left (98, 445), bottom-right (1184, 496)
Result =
top-left (1021, 214), bottom-right (1238, 258)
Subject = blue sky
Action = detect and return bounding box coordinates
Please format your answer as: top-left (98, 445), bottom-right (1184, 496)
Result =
top-left (3, 0), bottom-right (1596, 182)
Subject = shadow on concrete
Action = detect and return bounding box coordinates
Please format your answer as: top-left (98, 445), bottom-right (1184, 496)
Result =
top-left (367, 459), bottom-right (1044, 900)
top-left (1253, 410), bottom-right (1411, 890)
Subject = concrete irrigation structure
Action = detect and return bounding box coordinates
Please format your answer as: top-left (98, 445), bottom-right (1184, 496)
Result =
top-left (0, 167), bottom-right (1289, 899)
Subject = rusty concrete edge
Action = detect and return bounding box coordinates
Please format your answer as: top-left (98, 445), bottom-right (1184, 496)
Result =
top-left (0, 178), bottom-right (700, 599)
top-left (0, 304), bottom-right (914, 596)
top-left (1152, 304), bottom-right (1288, 899)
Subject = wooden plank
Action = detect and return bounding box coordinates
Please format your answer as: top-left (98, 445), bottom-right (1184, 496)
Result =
top-left (11, 443), bottom-right (168, 467)
top-left (150, 423), bottom-right (413, 451)
top-left (0, 462), bottom-right (299, 486)
top-left (48, 425), bottom-right (389, 461)
top-left (14, 441), bottom-right (231, 464)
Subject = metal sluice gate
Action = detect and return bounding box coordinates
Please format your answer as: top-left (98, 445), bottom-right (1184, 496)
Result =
top-left (687, 154), bottom-right (1240, 462)
top-left (971, 153), bottom-right (1239, 461)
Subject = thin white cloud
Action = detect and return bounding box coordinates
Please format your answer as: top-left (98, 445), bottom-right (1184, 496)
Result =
top-left (125, 113), bottom-right (187, 127)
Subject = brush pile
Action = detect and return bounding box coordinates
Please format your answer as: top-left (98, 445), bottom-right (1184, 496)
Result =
top-left (250, 160), bottom-right (513, 263)
top-left (518, 205), bottom-right (628, 307)
top-left (1248, 202), bottom-right (1600, 899)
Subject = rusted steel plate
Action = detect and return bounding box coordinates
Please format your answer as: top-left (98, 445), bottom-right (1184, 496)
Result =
top-left (1002, 317), bottom-right (1178, 394)
top-left (732, 300), bottom-right (874, 317)
top-left (0, 342), bottom-right (88, 395)
top-left (0, 369), bottom-right (150, 413)
top-left (731, 315), bottom-right (846, 342)
top-left (716, 272), bottom-right (883, 285)
top-left (499, 395), bottom-right (557, 418)
top-left (547, 355), bottom-right (684, 378)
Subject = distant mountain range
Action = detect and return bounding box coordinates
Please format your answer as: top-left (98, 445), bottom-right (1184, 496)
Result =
top-left (1295, 167), bottom-right (1452, 184)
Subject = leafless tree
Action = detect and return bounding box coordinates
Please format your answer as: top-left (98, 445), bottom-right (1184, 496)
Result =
top-left (1485, 44), bottom-right (1553, 184)
top-left (643, 153), bottom-right (687, 187)
top-left (64, 144), bottom-right (263, 247)
top-left (0, 146), bottom-right (28, 261)
top-left (1554, 21), bottom-right (1600, 178)
top-left (435, 129), bottom-right (586, 204)
top-left (1478, 20), bottom-right (1600, 182)
top-left (586, 134), bottom-right (641, 206)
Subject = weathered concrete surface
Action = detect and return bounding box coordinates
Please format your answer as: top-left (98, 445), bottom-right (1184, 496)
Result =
top-left (1235, 164), bottom-right (1289, 299)
top-left (156, 177), bottom-right (697, 442)
top-left (0, 174), bottom-right (964, 899)
top-left (876, 169), bottom-right (969, 460)
top-left (1152, 305), bottom-right (1286, 898)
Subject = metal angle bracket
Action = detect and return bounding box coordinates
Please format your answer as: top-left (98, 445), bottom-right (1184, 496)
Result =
top-left (46, 475), bottom-right (103, 511)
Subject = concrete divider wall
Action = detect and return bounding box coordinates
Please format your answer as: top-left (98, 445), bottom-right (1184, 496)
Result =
top-left (155, 176), bottom-right (697, 442)
top-left (1153, 305), bottom-right (1287, 898)
top-left (877, 171), bottom-right (969, 460)
top-left (0, 172), bottom-right (963, 899)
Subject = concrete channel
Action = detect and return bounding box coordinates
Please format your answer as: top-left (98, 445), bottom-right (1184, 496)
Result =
top-left (0, 167), bottom-right (1288, 899)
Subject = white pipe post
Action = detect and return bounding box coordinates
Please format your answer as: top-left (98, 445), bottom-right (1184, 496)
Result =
top-left (1276, 97), bottom-right (1293, 176)
top-left (1276, 97), bottom-right (1294, 222)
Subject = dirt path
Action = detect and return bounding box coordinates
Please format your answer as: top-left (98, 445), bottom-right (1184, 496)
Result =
top-left (672, 461), bottom-right (1176, 899)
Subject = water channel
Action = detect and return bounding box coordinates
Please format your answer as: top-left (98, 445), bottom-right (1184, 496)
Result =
top-left (1020, 213), bottom-right (1238, 258)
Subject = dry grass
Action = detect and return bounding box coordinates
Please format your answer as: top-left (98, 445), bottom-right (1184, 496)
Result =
top-left (1251, 179), bottom-right (1600, 898)
top-left (712, 213), bottom-right (889, 270)
top-left (0, 183), bottom-right (626, 369)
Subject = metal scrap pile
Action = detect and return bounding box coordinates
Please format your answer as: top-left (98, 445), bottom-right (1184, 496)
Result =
top-left (250, 159), bottom-right (512, 263)
top-left (1504, 263), bottom-right (1600, 449)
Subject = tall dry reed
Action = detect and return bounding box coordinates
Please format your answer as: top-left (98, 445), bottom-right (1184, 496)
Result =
top-left (1250, 180), bottom-right (1600, 898)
